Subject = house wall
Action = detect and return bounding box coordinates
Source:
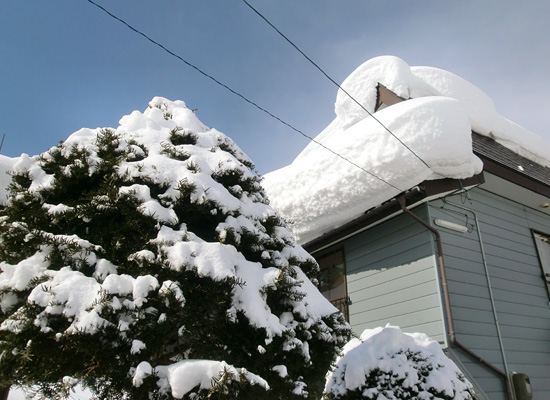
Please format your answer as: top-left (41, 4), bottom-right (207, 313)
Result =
top-left (310, 181), bottom-right (550, 399)
top-left (428, 187), bottom-right (550, 400)
top-left (329, 204), bottom-right (447, 344)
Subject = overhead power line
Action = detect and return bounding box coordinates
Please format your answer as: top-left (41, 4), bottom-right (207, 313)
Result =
top-left (241, 0), bottom-right (431, 170)
top-left (85, 0), bottom-right (402, 191)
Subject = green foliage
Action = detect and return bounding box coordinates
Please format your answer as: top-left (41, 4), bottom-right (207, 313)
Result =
top-left (216, 137), bottom-right (255, 170)
top-left (160, 142), bottom-right (190, 161)
top-left (212, 165), bottom-right (259, 197)
top-left (0, 118), bottom-right (349, 400)
top-left (169, 126), bottom-right (198, 146)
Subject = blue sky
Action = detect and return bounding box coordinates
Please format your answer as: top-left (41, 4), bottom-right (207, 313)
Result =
top-left (1, 1), bottom-right (549, 175)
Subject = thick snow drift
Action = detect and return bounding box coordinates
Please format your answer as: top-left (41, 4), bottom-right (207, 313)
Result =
top-left (263, 56), bottom-right (550, 243)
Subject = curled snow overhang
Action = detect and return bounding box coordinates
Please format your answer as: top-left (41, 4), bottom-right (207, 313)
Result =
top-left (376, 84), bottom-right (550, 196)
top-left (302, 128), bottom-right (550, 253)
top-left (377, 84), bottom-right (550, 194)
top-left (263, 56), bottom-right (550, 245)
top-left (376, 85), bottom-right (550, 198)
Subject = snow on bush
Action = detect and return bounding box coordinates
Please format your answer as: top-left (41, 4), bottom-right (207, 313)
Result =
top-left (323, 326), bottom-right (474, 400)
top-left (0, 98), bottom-right (350, 399)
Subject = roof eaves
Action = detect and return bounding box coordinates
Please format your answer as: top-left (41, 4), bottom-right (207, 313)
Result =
top-left (472, 132), bottom-right (550, 196)
top-left (303, 174), bottom-right (484, 253)
top-left (304, 85), bottom-right (549, 252)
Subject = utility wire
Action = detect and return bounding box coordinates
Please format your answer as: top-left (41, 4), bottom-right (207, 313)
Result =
top-left (242, 0), bottom-right (431, 170)
top-left (86, 0), bottom-right (403, 191)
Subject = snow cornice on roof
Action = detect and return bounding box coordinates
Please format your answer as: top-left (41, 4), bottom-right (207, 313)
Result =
top-left (302, 131), bottom-right (550, 253)
top-left (263, 56), bottom-right (550, 245)
top-left (377, 86), bottom-right (550, 196)
top-left (375, 85), bottom-right (550, 195)
top-left (376, 85), bottom-right (550, 193)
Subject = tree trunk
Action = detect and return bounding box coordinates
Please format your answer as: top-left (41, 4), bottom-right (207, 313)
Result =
top-left (0, 387), bottom-right (9, 400)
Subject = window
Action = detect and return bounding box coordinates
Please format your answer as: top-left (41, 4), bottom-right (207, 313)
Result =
top-left (316, 249), bottom-right (349, 320)
top-left (533, 231), bottom-right (550, 300)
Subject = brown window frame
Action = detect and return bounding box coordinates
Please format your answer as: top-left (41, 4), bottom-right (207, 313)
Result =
top-left (315, 248), bottom-right (349, 321)
top-left (532, 230), bottom-right (550, 302)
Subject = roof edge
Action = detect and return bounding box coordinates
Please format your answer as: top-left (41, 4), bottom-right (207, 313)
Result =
top-left (475, 152), bottom-right (550, 197)
top-left (303, 174), bottom-right (484, 253)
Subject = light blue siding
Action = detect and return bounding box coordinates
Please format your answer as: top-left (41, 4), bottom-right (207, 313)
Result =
top-left (312, 181), bottom-right (550, 399)
top-left (341, 206), bottom-right (447, 343)
top-left (429, 187), bottom-right (550, 399)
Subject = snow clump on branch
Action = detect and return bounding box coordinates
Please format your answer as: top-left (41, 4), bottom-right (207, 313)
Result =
top-left (0, 97), bottom-right (350, 400)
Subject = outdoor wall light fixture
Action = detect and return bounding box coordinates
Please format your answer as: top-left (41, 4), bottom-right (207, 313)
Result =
top-left (433, 218), bottom-right (469, 233)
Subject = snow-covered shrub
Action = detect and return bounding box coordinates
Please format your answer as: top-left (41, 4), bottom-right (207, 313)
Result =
top-left (323, 326), bottom-right (474, 400)
top-left (0, 98), bottom-right (350, 399)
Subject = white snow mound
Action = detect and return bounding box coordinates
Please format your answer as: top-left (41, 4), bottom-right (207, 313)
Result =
top-left (264, 56), bottom-right (550, 244)
top-left (265, 95), bottom-right (482, 243)
top-left (133, 359), bottom-right (269, 399)
top-left (324, 325), bottom-right (473, 399)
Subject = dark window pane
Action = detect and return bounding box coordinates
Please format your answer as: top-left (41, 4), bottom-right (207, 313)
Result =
top-left (534, 232), bottom-right (550, 300)
top-left (316, 249), bottom-right (348, 320)
top-left (534, 232), bottom-right (550, 279)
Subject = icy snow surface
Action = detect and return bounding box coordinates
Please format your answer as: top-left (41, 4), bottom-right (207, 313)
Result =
top-left (263, 56), bottom-right (550, 244)
top-left (324, 325), bottom-right (473, 399)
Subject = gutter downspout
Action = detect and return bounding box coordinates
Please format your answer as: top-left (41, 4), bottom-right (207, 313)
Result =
top-left (397, 197), bottom-right (515, 400)
top-left (446, 201), bottom-right (514, 395)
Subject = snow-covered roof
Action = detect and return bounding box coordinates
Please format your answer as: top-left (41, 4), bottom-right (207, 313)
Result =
top-left (263, 56), bottom-right (550, 244)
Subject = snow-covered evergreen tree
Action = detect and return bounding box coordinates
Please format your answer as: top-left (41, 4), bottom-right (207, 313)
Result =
top-left (323, 326), bottom-right (474, 400)
top-left (0, 98), bottom-right (350, 399)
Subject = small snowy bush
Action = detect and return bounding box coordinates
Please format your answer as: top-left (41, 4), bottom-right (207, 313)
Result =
top-left (0, 98), bottom-right (350, 399)
top-left (323, 326), bottom-right (474, 400)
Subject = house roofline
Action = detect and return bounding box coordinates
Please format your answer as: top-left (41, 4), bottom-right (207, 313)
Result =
top-left (303, 173), bottom-right (485, 253)
top-left (303, 84), bottom-right (550, 253)
top-left (475, 152), bottom-right (550, 198)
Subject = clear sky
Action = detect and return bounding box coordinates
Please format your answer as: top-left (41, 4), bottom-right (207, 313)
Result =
top-left (1, 0), bottom-right (549, 175)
